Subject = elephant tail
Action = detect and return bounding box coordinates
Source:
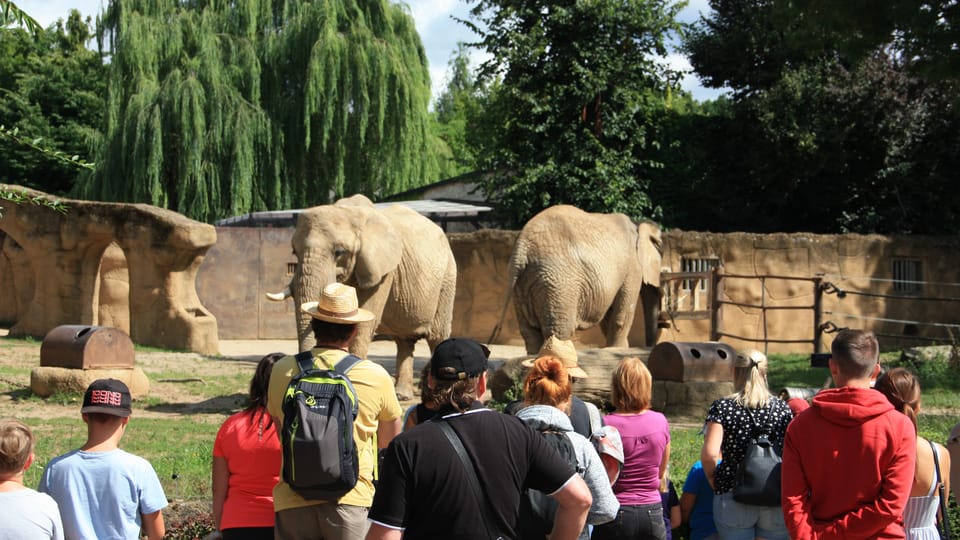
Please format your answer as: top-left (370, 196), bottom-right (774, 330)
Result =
top-left (489, 242), bottom-right (525, 344)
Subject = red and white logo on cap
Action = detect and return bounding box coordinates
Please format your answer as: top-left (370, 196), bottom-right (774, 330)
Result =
top-left (89, 389), bottom-right (123, 406)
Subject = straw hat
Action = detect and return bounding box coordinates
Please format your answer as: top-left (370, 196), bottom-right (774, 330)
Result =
top-left (521, 336), bottom-right (589, 379)
top-left (301, 283), bottom-right (375, 324)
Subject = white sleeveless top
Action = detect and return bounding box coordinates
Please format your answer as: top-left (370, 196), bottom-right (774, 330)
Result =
top-left (903, 443), bottom-right (943, 540)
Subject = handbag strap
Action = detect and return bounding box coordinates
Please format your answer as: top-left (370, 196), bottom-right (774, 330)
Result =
top-left (930, 438), bottom-right (952, 540)
top-left (437, 420), bottom-right (504, 540)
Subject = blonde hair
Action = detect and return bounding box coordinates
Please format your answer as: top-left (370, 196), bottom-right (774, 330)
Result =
top-left (0, 418), bottom-right (34, 475)
top-left (730, 349), bottom-right (771, 409)
top-left (659, 464), bottom-right (671, 492)
top-left (523, 356), bottom-right (572, 408)
top-left (610, 357), bottom-right (652, 412)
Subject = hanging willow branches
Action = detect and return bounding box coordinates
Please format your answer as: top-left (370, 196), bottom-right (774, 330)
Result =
top-left (78, 0), bottom-right (441, 222)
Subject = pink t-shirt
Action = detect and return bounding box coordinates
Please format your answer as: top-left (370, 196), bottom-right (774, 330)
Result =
top-left (604, 411), bottom-right (670, 506)
top-left (213, 409), bottom-right (281, 529)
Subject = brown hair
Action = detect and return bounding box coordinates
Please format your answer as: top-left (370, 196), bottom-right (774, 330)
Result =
top-left (0, 418), bottom-right (34, 475)
top-left (610, 357), bottom-right (652, 412)
top-left (523, 356), bottom-right (572, 408)
top-left (874, 367), bottom-right (921, 431)
top-left (430, 378), bottom-right (481, 412)
top-left (830, 329), bottom-right (879, 380)
top-left (248, 352), bottom-right (285, 428)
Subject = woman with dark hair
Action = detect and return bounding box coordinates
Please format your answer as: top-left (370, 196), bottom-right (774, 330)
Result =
top-left (701, 349), bottom-right (792, 540)
top-left (212, 352), bottom-right (285, 540)
top-left (592, 357), bottom-right (670, 540)
top-left (516, 355), bottom-right (618, 539)
top-left (875, 367), bottom-right (952, 540)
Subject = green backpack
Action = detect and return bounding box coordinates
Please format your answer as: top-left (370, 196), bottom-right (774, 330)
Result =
top-left (281, 351), bottom-right (361, 500)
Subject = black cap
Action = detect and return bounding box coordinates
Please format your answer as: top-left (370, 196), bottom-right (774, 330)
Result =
top-left (430, 338), bottom-right (490, 381)
top-left (81, 379), bottom-right (132, 417)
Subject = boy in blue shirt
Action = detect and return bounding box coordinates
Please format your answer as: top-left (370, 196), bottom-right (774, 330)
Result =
top-left (680, 460), bottom-right (719, 540)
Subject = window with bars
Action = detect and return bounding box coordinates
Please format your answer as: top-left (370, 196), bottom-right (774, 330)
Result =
top-left (681, 257), bottom-right (720, 291)
top-left (892, 259), bottom-right (923, 294)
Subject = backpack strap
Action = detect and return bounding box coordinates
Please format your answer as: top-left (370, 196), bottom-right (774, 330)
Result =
top-left (930, 439), bottom-right (952, 540)
top-left (295, 350), bottom-right (314, 373)
top-left (334, 354), bottom-right (363, 375)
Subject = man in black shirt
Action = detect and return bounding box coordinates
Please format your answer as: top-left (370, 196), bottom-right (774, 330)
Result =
top-left (366, 338), bottom-right (592, 540)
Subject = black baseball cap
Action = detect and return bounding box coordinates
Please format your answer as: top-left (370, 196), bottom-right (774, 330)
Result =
top-left (81, 379), bottom-right (132, 417)
top-left (430, 338), bottom-right (491, 381)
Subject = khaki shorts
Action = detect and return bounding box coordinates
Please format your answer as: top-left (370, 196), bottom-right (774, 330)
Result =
top-left (274, 504), bottom-right (369, 540)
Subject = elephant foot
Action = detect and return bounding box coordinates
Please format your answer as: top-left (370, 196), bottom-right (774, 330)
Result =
top-left (395, 382), bottom-right (415, 402)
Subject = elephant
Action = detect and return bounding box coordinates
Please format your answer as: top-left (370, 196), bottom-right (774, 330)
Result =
top-left (267, 195), bottom-right (457, 400)
top-left (497, 204), bottom-right (663, 354)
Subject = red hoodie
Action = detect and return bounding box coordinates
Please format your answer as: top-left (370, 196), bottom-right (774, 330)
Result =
top-left (781, 386), bottom-right (916, 540)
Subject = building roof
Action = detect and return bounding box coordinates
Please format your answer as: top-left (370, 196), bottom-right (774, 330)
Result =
top-left (215, 199), bottom-right (493, 228)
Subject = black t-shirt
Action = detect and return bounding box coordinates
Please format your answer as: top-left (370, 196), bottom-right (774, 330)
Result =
top-left (369, 402), bottom-right (577, 540)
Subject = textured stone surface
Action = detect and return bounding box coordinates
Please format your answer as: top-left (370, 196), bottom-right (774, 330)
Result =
top-left (30, 366), bottom-right (150, 399)
top-left (0, 184), bottom-right (218, 354)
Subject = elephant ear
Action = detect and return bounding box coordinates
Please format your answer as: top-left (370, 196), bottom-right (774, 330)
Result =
top-left (637, 220), bottom-right (663, 287)
top-left (352, 206), bottom-right (402, 288)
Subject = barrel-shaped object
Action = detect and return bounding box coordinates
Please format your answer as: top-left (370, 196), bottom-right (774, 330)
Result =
top-left (40, 325), bottom-right (135, 370)
top-left (647, 341), bottom-right (736, 383)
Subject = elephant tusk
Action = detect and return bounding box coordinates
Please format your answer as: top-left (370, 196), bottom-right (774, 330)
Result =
top-left (265, 287), bottom-right (291, 302)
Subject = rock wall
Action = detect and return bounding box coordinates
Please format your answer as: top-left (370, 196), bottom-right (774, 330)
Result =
top-left (0, 185), bottom-right (219, 354)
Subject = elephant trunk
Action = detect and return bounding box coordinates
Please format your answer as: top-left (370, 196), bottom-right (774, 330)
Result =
top-left (291, 263), bottom-right (335, 352)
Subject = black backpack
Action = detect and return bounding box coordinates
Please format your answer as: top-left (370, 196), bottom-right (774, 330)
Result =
top-left (732, 407), bottom-right (782, 507)
top-left (280, 351), bottom-right (362, 501)
top-left (517, 429), bottom-right (583, 540)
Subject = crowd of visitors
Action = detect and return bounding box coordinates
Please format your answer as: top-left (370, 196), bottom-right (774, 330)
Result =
top-left (0, 283), bottom-right (955, 540)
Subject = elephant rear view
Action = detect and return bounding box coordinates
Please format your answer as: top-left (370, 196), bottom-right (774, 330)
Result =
top-left (269, 195), bottom-right (457, 400)
top-left (507, 205), bottom-right (662, 354)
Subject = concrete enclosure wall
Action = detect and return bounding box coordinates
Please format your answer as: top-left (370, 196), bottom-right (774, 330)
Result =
top-left (196, 227), bottom-right (960, 353)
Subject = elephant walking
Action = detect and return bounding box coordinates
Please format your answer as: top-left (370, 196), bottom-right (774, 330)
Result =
top-left (501, 205), bottom-right (663, 354)
top-left (268, 195), bottom-right (456, 400)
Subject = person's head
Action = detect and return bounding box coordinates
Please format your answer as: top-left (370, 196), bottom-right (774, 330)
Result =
top-left (659, 464), bottom-right (671, 493)
top-left (595, 425), bottom-right (624, 485)
top-left (0, 418), bottom-right (34, 478)
top-left (874, 367), bottom-right (921, 431)
top-left (523, 355), bottom-right (572, 409)
top-left (830, 329), bottom-right (880, 385)
top-left (80, 379), bottom-right (132, 438)
top-left (301, 282), bottom-right (373, 344)
top-left (610, 357), bottom-right (652, 413)
top-left (428, 338), bottom-right (490, 412)
top-left (248, 352), bottom-right (285, 413)
top-left (731, 349), bottom-right (771, 409)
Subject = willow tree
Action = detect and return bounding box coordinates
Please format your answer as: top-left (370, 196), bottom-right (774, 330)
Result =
top-left (79, 0), bottom-right (440, 222)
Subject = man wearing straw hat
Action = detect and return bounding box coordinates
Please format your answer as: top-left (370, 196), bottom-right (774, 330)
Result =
top-left (507, 336), bottom-right (604, 438)
top-left (267, 282), bottom-right (403, 540)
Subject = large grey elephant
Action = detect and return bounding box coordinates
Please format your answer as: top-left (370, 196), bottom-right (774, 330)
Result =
top-left (499, 205), bottom-right (662, 354)
top-left (267, 195), bottom-right (457, 399)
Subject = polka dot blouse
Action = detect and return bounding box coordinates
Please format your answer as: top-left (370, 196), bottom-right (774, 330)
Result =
top-left (705, 396), bottom-right (793, 494)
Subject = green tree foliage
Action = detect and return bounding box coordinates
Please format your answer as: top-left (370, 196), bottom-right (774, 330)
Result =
top-left (0, 10), bottom-right (104, 195)
top-left (673, 0), bottom-right (960, 234)
top-left (81, 0), bottom-right (441, 222)
top-left (431, 43), bottom-right (485, 175)
top-left (465, 0), bottom-right (684, 227)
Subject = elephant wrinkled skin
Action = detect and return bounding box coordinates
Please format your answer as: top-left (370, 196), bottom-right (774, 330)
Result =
top-left (506, 205), bottom-right (663, 354)
top-left (270, 195), bottom-right (457, 400)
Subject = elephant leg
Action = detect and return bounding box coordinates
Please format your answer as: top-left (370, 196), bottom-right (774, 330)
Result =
top-left (640, 284), bottom-right (663, 347)
top-left (514, 301), bottom-right (545, 355)
top-left (394, 337), bottom-right (417, 401)
top-left (602, 288), bottom-right (638, 348)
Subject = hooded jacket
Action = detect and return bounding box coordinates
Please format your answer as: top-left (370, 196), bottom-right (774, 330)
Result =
top-left (781, 386), bottom-right (916, 540)
top-left (515, 404), bottom-right (618, 539)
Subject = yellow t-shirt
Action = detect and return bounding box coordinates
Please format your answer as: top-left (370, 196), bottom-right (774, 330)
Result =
top-left (266, 348), bottom-right (402, 510)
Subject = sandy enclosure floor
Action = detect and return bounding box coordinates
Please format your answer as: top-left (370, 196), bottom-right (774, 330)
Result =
top-left (0, 329), bottom-right (527, 421)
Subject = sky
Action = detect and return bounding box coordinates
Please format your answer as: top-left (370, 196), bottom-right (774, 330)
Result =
top-left (17, 0), bottom-right (726, 102)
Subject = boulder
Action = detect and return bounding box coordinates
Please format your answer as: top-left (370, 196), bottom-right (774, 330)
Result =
top-left (30, 367), bottom-right (150, 399)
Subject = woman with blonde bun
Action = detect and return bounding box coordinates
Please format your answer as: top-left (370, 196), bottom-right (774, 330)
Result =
top-left (701, 349), bottom-right (792, 540)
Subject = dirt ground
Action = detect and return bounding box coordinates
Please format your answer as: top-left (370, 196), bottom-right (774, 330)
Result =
top-left (0, 330), bottom-right (528, 421)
